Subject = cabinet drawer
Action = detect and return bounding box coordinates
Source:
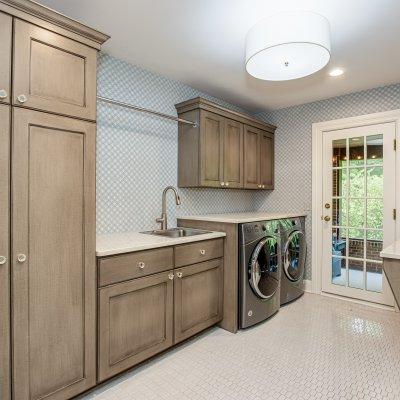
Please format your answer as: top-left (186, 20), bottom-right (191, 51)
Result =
top-left (13, 19), bottom-right (97, 120)
top-left (98, 247), bottom-right (174, 287)
top-left (98, 271), bottom-right (174, 381)
top-left (175, 238), bottom-right (224, 267)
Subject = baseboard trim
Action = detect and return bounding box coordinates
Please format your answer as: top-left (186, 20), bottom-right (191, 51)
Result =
top-left (304, 279), bottom-right (313, 293)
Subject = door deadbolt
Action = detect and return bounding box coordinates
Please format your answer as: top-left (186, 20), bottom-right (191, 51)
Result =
top-left (324, 203), bottom-right (331, 209)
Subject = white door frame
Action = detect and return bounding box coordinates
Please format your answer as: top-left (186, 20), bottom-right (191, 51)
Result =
top-left (312, 109), bottom-right (400, 296)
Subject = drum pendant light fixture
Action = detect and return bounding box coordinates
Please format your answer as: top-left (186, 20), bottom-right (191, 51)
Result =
top-left (245, 11), bottom-right (331, 81)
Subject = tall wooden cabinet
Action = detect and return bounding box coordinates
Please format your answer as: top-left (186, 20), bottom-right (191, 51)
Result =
top-left (175, 97), bottom-right (276, 190)
top-left (0, 2), bottom-right (109, 400)
top-left (0, 105), bottom-right (11, 400)
top-left (12, 110), bottom-right (96, 400)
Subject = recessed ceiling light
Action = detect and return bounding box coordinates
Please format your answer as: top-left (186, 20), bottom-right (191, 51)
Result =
top-left (329, 68), bottom-right (344, 77)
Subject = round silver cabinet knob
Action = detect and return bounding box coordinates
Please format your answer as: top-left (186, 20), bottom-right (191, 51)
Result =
top-left (225, 182), bottom-right (229, 187)
top-left (168, 273), bottom-right (174, 280)
top-left (17, 94), bottom-right (28, 103)
top-left (17, 253), bottom-right (27, 263)
top-left (137, 261), bottom-right (145, 269)
top-left (0, 256), bottom-right (7, 265)
top-left (220, 182), bottom-right (225, 186)
top-left (176, 271), bottom-right (183, 278)
top-left (0, 89), bottom-right (7, 99)
top-left (262, 185), bottom-right (265, 189)
top-left (200, 249), bottom-right (206, 255)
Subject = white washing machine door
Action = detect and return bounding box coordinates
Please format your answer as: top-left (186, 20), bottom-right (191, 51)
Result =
top-left (283, 230), bottom-right (306, 282)
top-left (249, 236), bottom-right (280, 299)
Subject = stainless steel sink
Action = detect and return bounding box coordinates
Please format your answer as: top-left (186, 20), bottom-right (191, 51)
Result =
top-left (141, 227), bottom-right (211, 238)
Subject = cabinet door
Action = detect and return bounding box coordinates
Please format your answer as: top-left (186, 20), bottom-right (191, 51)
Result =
top-left (12, 109), bottom-right (96, 400)
top-left (223, 119), bottom-right (243, 188)
top-left (98, 271), bottom-right (174, 381)
top-left (0, 13), bottom-right (11, 104)
top-left (260, 131), bottom-right (274, 189)
top-left (0, 105), bottom-right (10, 400)
top-left (244, 125), bottom-right (261, 189)
top-left (200, 111), bottom-right (224, 187)
top-left (13, 19), bottom-right (97, 120)
top-left (174, 259), bottom-right (223, 344)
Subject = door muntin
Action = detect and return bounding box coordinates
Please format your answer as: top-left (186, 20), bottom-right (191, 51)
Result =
top-left (248, 236), bottom-right (279, 299)
top-left (283, 230), bottom-right (306, 282)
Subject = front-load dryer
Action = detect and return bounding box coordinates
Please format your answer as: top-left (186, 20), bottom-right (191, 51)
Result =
top-left (239, 220), bottom-right (281, 329)
top-left (279, 217), bottom-right (307, 305)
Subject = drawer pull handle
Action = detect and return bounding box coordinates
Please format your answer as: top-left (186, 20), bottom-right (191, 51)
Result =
top-left (17, 253), bottom-right (27, 263)
top-left (177, 271), bottom-right (183, 278)
top-left (0, 255), bottom-right (6, 265)
top-left (0, 89), bottom-right (7, 99)
top-left (200, 249), bottom-right (206, 255)
top-left (17, 94), bottom-right (27, 103)
top-left (168, 273), bottom-right (174, 280)
top-left (137, 261), bottom-right (145, 269)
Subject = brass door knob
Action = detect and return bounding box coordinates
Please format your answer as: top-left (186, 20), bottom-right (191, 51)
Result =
top-left (324, 216), bottom-right (331, 222)
top-left (325, 203), bottom-right (331, 209)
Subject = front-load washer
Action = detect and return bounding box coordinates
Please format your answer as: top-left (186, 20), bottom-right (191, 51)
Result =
top-left (239, 220), bottom-right (281, 329)
top-left (279, 217), bottom-right (307, 305)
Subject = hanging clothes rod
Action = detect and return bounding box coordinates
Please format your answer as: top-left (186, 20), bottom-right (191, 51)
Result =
top-left (97, 96), bottom-right (198, 127)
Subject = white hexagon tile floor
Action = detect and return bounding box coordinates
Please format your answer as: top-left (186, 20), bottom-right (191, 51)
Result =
top-left (81, 294), bottom-right (400, 400)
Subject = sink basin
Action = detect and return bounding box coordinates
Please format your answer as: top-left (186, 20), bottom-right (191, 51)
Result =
top-left (142, 227), bottom-right (211, 238)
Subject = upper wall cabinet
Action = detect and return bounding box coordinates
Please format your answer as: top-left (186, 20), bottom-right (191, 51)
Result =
top-left (0, 12), bottom-right (11, 104)
top-left (13, 20), bottom-right (97, 120)
top-left (175, 97), bottom-right (276, 190)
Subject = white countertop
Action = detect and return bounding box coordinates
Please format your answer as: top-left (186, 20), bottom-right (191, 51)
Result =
top-left (178, 211), bottom-right (307, 224)
top-left (380, 240), bottom-right (400, 260)
top-left (96, 230), bottom-right (226, 257)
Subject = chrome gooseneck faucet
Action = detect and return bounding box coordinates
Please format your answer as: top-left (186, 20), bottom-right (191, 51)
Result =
top-left (156, 186), bottom-right (181, 230)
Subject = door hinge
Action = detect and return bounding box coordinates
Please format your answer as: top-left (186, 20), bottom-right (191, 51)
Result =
top-left (394, 139), bottom-right (397, 151)
top-left (393, 209), bottom-right (397, 220)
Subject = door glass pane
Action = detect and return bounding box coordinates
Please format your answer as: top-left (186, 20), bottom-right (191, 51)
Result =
top-left (367, 229), bottom-right (383, 241)
top-left (333, 139), bottom-right (347, 167)
top-left (349, 168), bottom-right (365, 197)
top-left (332, 257), bottom-right (346, 286)
top-left (333, 169), bottom-right (347, 197)
top-left (329, 133), bottom-right (385, 296)
top-left (332, 228), bottom-right (347, 257)
top-left (348, 229), bottom-right (364, 259)
top-left (367, 167), bottom-right (383, 197)
top-left (367, 199), bottom-right (383, 229)
top-left (366, 262), bottom-right (383, 292)
top-left (332, 198), bottom-right (347, 226)
top-left (348, 199), bottom-right (365, 227)
top-left (349, 136), bottom-right (364, 166)
top-left (367, 135), bottom-right (383, 165)
top-left (349, 259), bottom-right (364, 289)
top-left (366, 234), bottom-right (383, 261)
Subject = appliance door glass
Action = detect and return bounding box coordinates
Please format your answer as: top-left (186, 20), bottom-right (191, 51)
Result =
top-left (249, 236), bottom-right (279, 299)
top-left (284, 230), bottom-right (306, 282)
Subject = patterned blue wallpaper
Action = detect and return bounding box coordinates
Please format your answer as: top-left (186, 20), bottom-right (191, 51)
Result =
top-left (97, 52), bottom-right (259, 234)
top-left (255, 83), bottom-right (400, 279)
top-left (97, 51), bottom-right (400, 280)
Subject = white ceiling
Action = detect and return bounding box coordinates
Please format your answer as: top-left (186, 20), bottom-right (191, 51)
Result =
top-left (40, 0), bottom-right (400, 112)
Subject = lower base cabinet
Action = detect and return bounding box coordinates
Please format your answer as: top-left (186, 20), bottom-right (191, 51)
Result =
top-left (98, 271), bottom-right (174, 382)
top-left (98, 251), bottom-right (224, 382)
top-left (174, 259), bottom-right (223, 343)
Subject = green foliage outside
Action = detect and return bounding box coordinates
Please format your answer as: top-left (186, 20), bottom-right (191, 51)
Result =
top-left (337, 166), bottom-right (383, 241)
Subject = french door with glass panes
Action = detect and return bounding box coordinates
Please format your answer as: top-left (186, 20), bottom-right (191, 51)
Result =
top-left (322, 123), bottom-right (395, 305)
